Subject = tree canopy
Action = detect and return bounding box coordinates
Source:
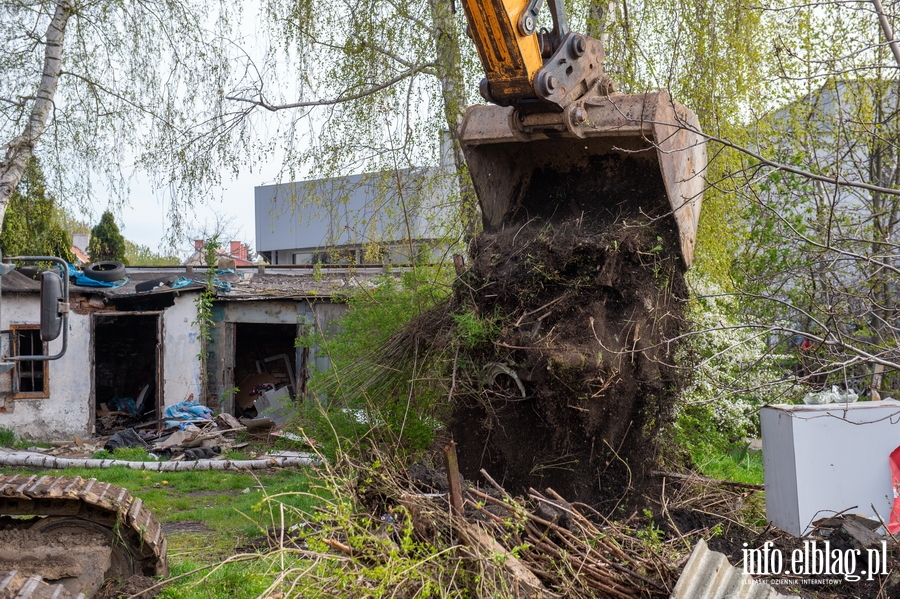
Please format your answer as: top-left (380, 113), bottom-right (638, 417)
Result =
top-left (88, 210), bottom-right (126, 263)
top-left (0, 155), bottom-right (73, 262)
top-left (0, 0), bottom-right (242, 240)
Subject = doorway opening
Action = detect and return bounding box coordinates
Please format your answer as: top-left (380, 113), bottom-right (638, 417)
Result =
top-left (94, 313), bottom-right (160, 428)
top-left (233, 323), bottom-right (299, 394)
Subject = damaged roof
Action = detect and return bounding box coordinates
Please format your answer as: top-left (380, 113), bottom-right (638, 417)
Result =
top-left (1, 266), bottom-right (389, 302)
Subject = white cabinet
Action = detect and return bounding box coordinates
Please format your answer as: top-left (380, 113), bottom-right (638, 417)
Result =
top-left (761, 400), bottom-right (900, 536)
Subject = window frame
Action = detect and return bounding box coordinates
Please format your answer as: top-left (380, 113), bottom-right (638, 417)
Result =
top-left (10, 324), bottom-right (49, 399)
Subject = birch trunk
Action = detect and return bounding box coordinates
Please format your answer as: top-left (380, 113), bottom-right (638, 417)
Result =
top-left (0, 450), bottom-right (319, 471)
top-left (428, 0), bottom-right (479, 240)
top-left (0, 1), bottom-right (71, 228)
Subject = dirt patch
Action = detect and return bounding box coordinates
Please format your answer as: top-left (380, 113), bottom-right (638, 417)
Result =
top-left (448, 206), bottom-right (686, 508)
top-left (162, 520), bottom-right (212, 533)
top-left (0, 519), bottom-right (112, 596)
top-left (93, 574), bottom-right (161, 599)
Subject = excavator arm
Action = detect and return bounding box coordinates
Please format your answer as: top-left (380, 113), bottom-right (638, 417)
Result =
top-left (457, 0), bottom-right (706, 268)
top-left (459, 0), bottom-right (608, 111)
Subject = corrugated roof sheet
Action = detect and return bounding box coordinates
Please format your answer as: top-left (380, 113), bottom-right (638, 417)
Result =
top-left (670, 538), bottom-right (799, 599)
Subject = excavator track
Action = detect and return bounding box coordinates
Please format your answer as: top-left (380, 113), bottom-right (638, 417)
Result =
top-left (0, 570), bottom-right (86, 598)
top-left (0, 474), bottom-right (167, 595)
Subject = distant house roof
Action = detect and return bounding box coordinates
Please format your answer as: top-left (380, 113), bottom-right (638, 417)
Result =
top-left (70, 245), bottom-right (90, 266)
top-left (183, 240), bottom-right (254, 267)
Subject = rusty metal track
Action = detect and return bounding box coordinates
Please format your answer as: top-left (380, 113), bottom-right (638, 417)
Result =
top-left (0, 474), bottom-right (168, 578)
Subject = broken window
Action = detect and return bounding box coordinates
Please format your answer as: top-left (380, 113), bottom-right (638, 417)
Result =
top-left (11, 325), bottom-right (48, 398)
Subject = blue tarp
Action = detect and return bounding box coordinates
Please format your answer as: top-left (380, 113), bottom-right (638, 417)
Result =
top-left (170, 275), bottom-right (232, 293)
top-left (164, 400), bottom-right (213, 428)
top-left (67, 264), bottom-right (129, 288)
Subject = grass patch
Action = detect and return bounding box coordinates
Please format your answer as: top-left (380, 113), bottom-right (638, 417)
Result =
top-left (690, 442), bottom-right (764, 485)
top-left (159, 554), bottom-right (312, 599)
top-left (0, 428), bottom-right (14, 447)
top-left (0, 427), bottom-right (52, 450)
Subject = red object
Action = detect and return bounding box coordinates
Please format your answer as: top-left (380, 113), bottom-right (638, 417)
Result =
top-left (888, 445), bottom-right (900, 533)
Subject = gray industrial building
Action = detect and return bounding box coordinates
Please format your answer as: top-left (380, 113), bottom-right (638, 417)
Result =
top-left (255, 167), bottom-right (455, 265)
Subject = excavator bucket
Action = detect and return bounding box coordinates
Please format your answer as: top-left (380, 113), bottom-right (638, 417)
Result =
top-left (459, 90), bottom-right (706, 267)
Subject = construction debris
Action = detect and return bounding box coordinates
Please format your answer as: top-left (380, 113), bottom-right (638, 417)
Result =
top-left (670, 538), bottom-right (799, 599)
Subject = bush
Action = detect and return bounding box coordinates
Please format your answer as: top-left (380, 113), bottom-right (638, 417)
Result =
top-left (675, 273), bottom-right (793, 456)
top-left (296, 265), bottom-right (453, 458)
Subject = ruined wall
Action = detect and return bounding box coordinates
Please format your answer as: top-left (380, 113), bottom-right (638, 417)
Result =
top-left (0, 293), bottom-right (93, 439)
top-left (161, 293), bottom-right (203, 409)
top-left (207, 299), bottom-right (349, 412)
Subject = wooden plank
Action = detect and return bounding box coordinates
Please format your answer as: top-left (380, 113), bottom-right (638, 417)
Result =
top-left (443, 441), bottom-right (464, 516)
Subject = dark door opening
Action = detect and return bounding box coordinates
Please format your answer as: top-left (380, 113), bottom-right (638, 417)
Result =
top-left (94, 314), bottom-right (160, 424)
top-left (233, 323), bottom-right (299, 415)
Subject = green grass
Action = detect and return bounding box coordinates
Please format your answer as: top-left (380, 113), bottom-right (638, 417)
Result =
top-left (0, 427), bottom-right (52, 450)
top-left (689, 442), bottom-right (764, 485)
top-left (158, 557), bottom-right (297, 599)
top-left (0, 428), bottom-right (14, 447)
top-left (0, 464), bottom-right (325, 596)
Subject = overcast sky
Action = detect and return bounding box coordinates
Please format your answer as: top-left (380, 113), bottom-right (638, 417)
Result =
top-left (113, 166), bottom-right (276, 258)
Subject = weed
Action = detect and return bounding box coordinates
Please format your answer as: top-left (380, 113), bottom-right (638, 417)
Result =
top-left (0, 428), bottom-right (14, 447)
top-left (452, 307), bottom-right (501, 349)
top-left (111, 447), bottom-right (157, 462)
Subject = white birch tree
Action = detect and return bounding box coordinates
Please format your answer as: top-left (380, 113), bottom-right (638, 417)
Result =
top-left (0, 0), bottom-right (242, 238)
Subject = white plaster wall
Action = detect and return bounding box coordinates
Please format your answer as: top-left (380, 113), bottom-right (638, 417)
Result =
top-left (161, 293), bottom-right (203, 409)
top-left (0, 294), bottom-right (92, 440)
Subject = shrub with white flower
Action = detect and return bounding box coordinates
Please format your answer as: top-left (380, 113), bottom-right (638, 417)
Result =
top-left (675, 273), bottom-right (795, 451)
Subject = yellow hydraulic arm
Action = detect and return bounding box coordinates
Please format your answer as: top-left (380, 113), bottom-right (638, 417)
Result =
top-left (458, 0), bottom-right (607, 110)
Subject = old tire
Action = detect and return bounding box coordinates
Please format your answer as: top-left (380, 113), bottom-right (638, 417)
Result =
top-left (83, 261), bottom-right (126, 282)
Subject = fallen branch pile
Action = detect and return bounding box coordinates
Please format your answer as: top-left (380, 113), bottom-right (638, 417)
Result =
top-left (464, 472), bottom-right (677, 598)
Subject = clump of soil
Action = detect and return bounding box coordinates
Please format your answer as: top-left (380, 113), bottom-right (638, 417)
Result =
top-left (448, 205), bottom-right (686, 508)
top-left (93, 575), bottom-right (161, 599)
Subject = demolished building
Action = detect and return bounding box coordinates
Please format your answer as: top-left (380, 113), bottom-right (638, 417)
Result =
top-left (0, 265), bottom-right (374, 439)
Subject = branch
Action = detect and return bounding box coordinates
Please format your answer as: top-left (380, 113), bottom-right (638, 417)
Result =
top-left (871, 0), bottom-right (900, 68)
top-left (699, 128), bottom-right (900, 197)
top-left (0, 96), bottom-right (31, 108)
top-left (226, 63), bottom-right (434, 111)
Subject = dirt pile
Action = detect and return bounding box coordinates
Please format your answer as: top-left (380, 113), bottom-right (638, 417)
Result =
top-left (448, 211), bottom-right (687, 508)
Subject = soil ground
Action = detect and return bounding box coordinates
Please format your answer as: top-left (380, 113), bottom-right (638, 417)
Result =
top-left (0, 522), bottom-right (112, 596)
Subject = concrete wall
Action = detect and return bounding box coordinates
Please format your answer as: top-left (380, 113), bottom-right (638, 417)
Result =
top-left (0, 293), bottom-right (93, 440)
top-left (0, 291), bottom-right (203, 440)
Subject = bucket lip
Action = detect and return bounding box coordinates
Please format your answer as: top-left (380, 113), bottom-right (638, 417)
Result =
top-left (459, 91), bottom-right (674, 147)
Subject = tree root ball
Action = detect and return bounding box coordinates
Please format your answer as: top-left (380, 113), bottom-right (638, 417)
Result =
top-left (449, 214), bottom-right (688, 508)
